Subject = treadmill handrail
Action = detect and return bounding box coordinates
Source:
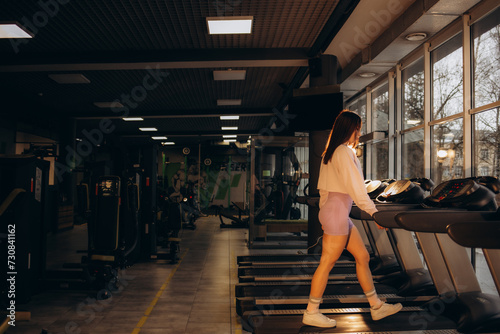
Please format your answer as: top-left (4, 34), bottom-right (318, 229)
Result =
top-left (395, 210), bottom-right (498, 233)
top-left (447, 221), bottom-right (500, 249)
top-left (352, 203), bottom-right (423, 222)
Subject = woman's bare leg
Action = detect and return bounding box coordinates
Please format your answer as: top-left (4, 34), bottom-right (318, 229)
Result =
top-left (307, 233), bottom-right (349, 312)
top-left (345, 226), bottom-right (384, 308)
top-left (345, 226), bottom-right (374, 292)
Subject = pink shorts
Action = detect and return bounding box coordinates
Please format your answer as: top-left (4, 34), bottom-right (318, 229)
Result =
top-left (318, 192), bottom-right (354, 236)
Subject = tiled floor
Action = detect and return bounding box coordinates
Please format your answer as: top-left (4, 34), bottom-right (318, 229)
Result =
top-left (8, 215), bottom-right (256, 334)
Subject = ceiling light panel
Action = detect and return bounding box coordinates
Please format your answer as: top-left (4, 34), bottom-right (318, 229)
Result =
top-left (221, 126), bottom-right (238, 130)
top-left (122, 118), bottom-right (144, 121)
top-left (139, 128), bottom-right (157, 132)
top-left (217, 99), bottom-right (242, 106)
top-left (49, 74), bottom-right (91, 84)
top-left (206, 16), bottom-right (253, 35)
top-left (213, 70), bottom-right (246, 81)
top-left (220, 115), bottom-right (240, 120)
top-left (0, 22), bottom-right (32, 38)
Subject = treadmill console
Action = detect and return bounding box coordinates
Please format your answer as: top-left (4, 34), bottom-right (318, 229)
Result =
top-left (365, 179), bottom-right (395, 199)
top-left (410, 177), bottom-right (435, 191)
top-left (423, 178), bottom-right (497, 210)
top-left (471, 176), bottom-right (500, 194)
top-left (375, 179), bottom-right (426, 204)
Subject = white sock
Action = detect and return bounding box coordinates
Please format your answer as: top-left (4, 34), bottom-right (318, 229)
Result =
top-left (306, 295), bottom-right (322, 313)
top-left (365, 289), bottom-right (383, 309)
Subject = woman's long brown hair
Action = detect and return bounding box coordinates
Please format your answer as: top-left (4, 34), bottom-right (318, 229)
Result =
top-left (322, 110), bottom-right (361, 164)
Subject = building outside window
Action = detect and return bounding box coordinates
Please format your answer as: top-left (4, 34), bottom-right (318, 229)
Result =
top-left (480, 148), bottom-right (489, 160)
top-left (479, 166), bottom-right (490, 176)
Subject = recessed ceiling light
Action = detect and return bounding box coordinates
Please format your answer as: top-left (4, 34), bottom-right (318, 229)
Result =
top-left (94, 102), bottom-right (123, 108)
top-left (49, 74), bottom-right (90, 84)
top-left (122, 117), bottom-right (144, 121)
top-left (358, 72), bottom-right (377, 78)
top-left (0, 22), bottom-right (33, 38)
top-left (206, 16), bottom-right (253, 35)
top-left (217, 99), bottom-right (242, 106)
top-left (221, 126), bottom-right (238, 130)
top-left (224, 139), bottom-right (237, 143)
top-left (214, 70), bottom-right (246, 81)
top-left (161, 142), bottom-right (175, 146)
top-left (220, 115), bottom-right (240, 120)
top-left (152, 136), bottom-right (168, 140)
top-left (223, 134), bottom-right (237, 138)
top-left (139, 128), bottom-right (157, 132)
top-left (405, 32), bottom-right (427, 41)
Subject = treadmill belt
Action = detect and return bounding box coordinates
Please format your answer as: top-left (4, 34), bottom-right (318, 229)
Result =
top-left (248, 311), bottom-right (458, 333)
top-left (237, 252), bottom-right (353, 265)
top-left (236, 281), bottom-right (397, 297)
top-left (239, 265), bottom-right (357, 276)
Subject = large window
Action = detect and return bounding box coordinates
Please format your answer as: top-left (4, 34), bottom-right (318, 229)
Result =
top-left (472, 6), bottom-right (500, 108)
top-left (347, 95), bottom-right (367, 135)
top-left (401, 57), bottom-right (425, 179)
top-left (432, 118), bottom-right (464, 184)
top-left (402, 129), bottom-right (424, 179)
top-left (472, 7), bottom-right (500, 178)
top-left (371, 83), bottom-right (389, 179)
top-left (473, 108), bottom-right (500, 177)
top-left (402, 58), bottom-right (425, 130)
top-left (372, 83), bottom-right (389, 132)
top-left (432, 33), bottom-right (463, 120)
top-left (347, 96), bottom-right (368, 171)
top-left (371, 140), bottom-right (389, 180)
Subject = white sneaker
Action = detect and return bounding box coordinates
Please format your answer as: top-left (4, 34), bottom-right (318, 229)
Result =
top-left (370, 302), bottom-right (403, 321)
top-left (302, 310), bottom-right (337, 328)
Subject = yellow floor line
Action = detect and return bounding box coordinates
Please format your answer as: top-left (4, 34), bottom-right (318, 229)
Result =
top-left (130, 249), bottom-right (188, 334)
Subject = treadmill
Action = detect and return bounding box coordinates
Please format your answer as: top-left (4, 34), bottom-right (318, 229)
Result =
top-left (236, 180), bottom-right (437, 318)
top-left (237, 179), bottom-right (420, 282)
top-left (239, 178), bottom-right (499, 333)
top-left (447, 216), bottom-right (500, 295)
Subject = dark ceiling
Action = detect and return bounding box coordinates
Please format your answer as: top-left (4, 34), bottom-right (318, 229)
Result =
top-left (0, 0), bottom-right (359, 146)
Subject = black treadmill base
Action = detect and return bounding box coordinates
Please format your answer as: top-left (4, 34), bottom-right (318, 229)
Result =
top-left (246, 311), bottom-right (457, 334)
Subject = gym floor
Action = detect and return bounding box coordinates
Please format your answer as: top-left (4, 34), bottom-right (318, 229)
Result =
top-left (9, 215), bottom-right (260, 334)
top-left (7, 216), bottom-right (496, 334)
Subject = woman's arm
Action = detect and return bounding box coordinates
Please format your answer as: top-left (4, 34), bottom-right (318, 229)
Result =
top-left (334, 146), bottom-right (377, 216)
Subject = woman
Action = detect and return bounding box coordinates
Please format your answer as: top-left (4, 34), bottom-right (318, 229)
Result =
top-left (302, 110), bottom-right (402, 328)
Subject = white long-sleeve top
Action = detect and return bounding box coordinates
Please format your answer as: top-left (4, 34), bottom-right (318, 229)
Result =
top-left (317, 144), bottom-right (378, 216)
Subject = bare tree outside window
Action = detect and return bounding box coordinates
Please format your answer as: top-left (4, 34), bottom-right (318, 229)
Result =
top-left (472, 7), bottom-right (500, 178)
top-left (371, 83), bottom-right (389, 179)
top-left (402, 58), bottom-right (425, 179)
top-left (431, 33), bottom-right (464, 183)
top-left (403, 58), bottom-right (425, 130)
